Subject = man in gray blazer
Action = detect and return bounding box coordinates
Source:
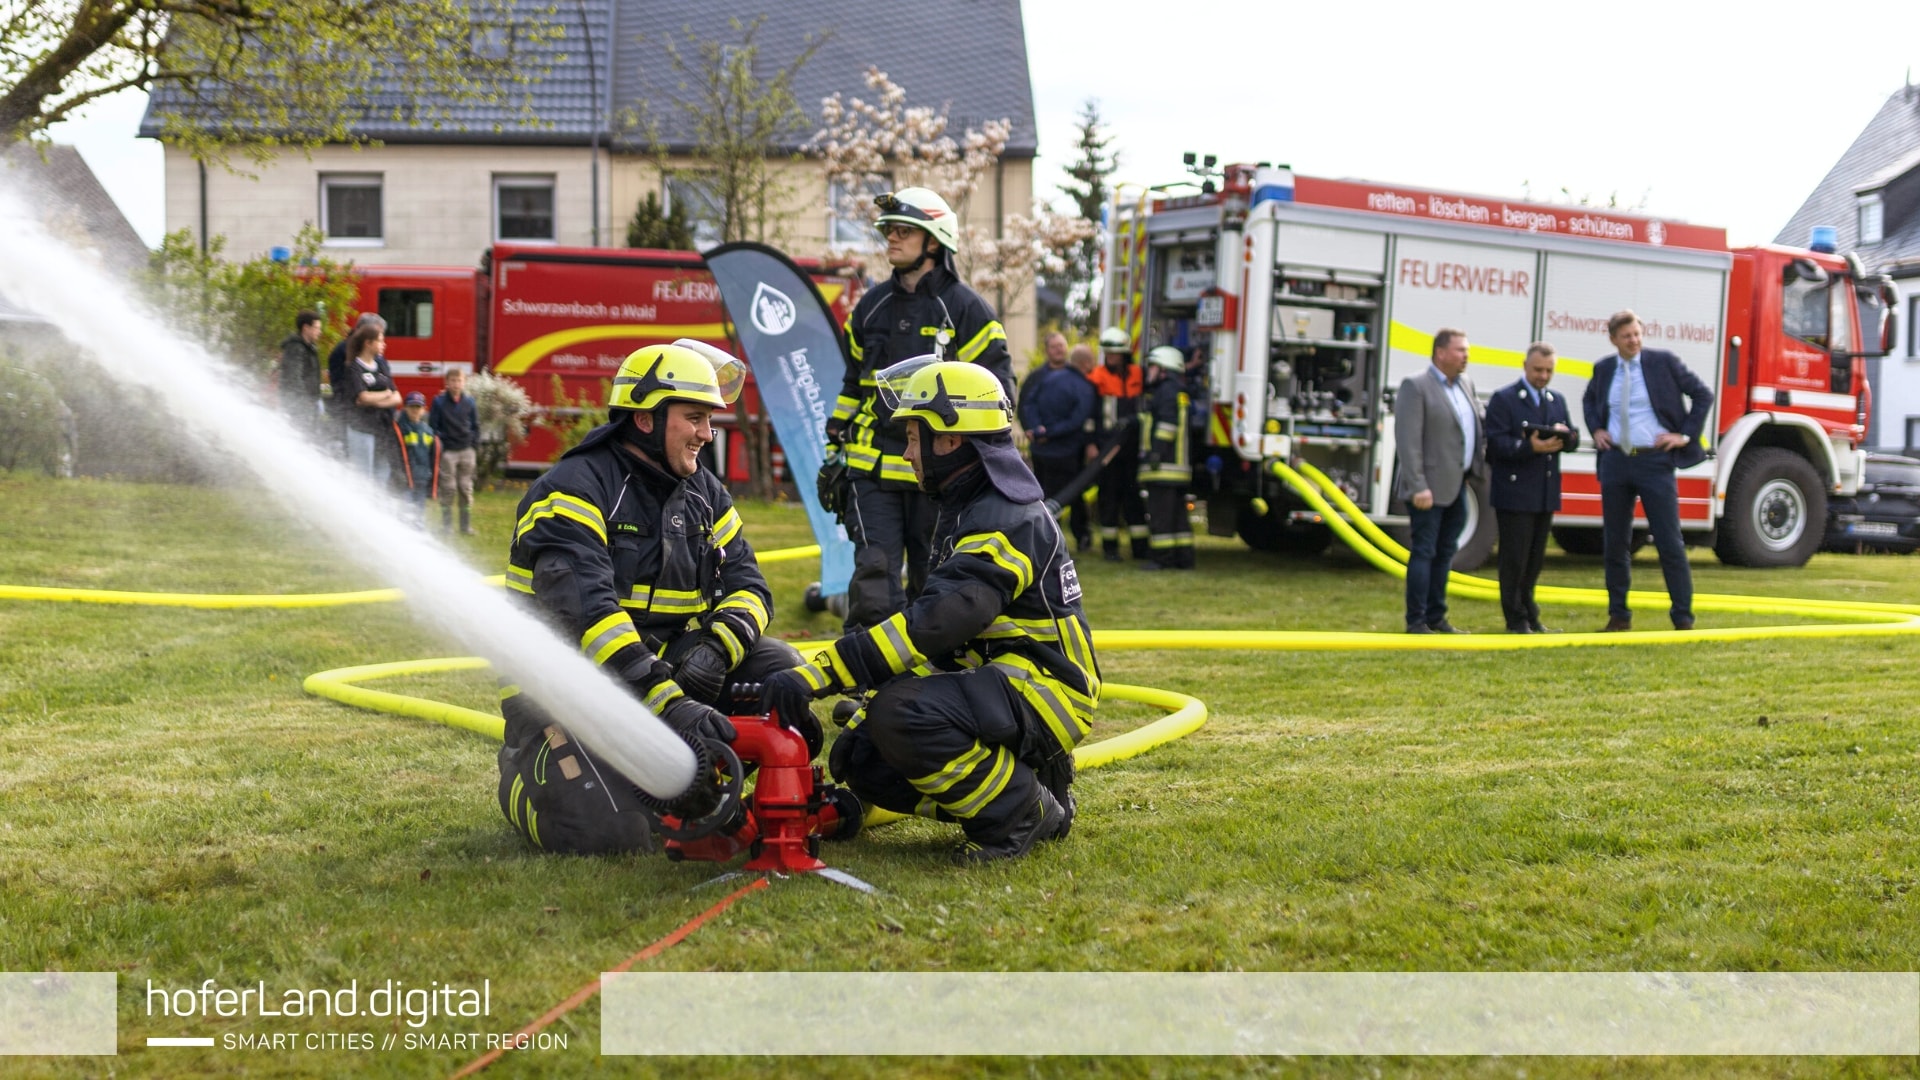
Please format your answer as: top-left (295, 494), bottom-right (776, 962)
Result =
top-left (1393, 327), bottom-right (1487, 633)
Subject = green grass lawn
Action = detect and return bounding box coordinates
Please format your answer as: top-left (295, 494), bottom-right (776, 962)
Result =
top-left (1, 473), bottom-right (1917, 1079)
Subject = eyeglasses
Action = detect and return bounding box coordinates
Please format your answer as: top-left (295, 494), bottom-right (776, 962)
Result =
top-left (880, 224), bottom-right (920, 239)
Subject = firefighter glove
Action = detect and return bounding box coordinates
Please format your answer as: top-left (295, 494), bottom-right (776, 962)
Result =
top-left (760, 667), bottom-right (825, 760)
top-left (824, 417), bottom-right (848, 445)
top-left (672, 634), bottom-right (732, 703)
top-left (661, 696), bottom-right (736, 746)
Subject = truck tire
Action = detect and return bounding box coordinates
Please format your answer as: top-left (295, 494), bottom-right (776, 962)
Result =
top-left (1552, 526), bottom-right (1604, 556)
top-left (1451, 482), bottom-right (1495, 571)
top-left (1714, 448), bottom-right (1827, 568)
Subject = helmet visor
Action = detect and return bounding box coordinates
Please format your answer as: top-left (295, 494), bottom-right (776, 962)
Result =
top-left (875, 354), bottom-right (943, 413)
top-left (708, 357), bottom-right (745, 405)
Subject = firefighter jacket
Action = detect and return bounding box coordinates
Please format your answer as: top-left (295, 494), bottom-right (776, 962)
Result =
top-left (395, 412), bottom-right (440, 496)
top-left (505, 421), bottom-right (773, 717)
top-left (835, 262), bottom-right (1014, 489)
top-left (1138, 372), bottom-right (1191, 485)
top-left (1087, 359), bottom-right (1142, 435)
top-left (789, 464), bottom-right (1099, 760)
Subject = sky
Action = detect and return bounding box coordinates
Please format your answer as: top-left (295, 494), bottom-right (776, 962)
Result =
top-left (42, 1), bottom-right (1920, 250)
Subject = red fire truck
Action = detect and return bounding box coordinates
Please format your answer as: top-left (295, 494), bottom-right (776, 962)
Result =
top-left (352, 243), bottom-right (852, 475)
top-left (1105, 163), bottom-right (1898, 567)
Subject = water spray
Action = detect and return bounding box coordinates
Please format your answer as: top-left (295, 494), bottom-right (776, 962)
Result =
top-left (0, 184), bottom-right (698, 800)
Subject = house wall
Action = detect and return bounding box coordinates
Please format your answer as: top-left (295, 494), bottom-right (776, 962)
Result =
top-left (608, 153), bottom-right (1038, 366)
top-left (162, 144), bottom-right (615, 265)
top-left (1876, 268), bottom-right (1920, 452)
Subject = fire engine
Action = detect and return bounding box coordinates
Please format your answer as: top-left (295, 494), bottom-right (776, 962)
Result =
top-left (351, 243), bottom-right (850, 475)
top-left (1103, 162), bottom-right (1898, 568)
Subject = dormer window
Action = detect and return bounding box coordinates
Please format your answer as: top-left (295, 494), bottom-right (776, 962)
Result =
top-left (1858, 191), bottom-right (1884, 245)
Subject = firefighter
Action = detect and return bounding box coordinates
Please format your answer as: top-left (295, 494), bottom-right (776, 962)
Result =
top-left (498, 340), bottom-right (804, 855)
top-left (764, 357), bottom-right (1098, 864)
top-left (1139, 345), bottom-right (1195, 570)
top-left (829, 188), bottom-right (1014, 632)
top-left (1089, 326), bottom-right (1149, 561)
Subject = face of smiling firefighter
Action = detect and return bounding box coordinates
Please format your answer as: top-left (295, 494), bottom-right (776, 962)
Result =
top-left (636, 403), bottom-right (714, 478)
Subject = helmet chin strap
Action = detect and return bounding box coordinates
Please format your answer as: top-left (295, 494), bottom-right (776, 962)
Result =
top-left (617, 408), bottom-right (674, 471)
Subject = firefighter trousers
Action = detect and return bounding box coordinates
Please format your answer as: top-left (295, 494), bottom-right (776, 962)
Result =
top-left (1144, 484), bottom-right (1194, 569)
top-left (497, 634), bottom-right (802, 855)
top-left (834, 666), bottom-right (1068, 846)
top-left (1097, 441), bottom-right (1149, 559)
top-left (842, 474), bottom-right (934, 632)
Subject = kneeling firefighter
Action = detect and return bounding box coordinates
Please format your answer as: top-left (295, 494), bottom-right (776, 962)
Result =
top-left (499, 340), bottom-right (808, 855)
top-left (764, 358), bottom-right (1099, 863)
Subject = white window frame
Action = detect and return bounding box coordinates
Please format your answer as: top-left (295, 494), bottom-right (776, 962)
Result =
top-left (319, 173), bottom-right (384, 247)
top-left (665, 174), bottom-right (724, 250)
top-left (493, 174), bottom-right (558, 243)
top-left (828, 174), bottom-right (891, 251)
top-left (1858, 191), bottom-right (1884, 246)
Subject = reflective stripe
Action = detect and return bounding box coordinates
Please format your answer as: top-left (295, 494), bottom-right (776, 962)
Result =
top-left (508, 775), bottom-right (524, 828)
top-left (581, 612), bottom-right (642, 665)
top-left (952, 532), bottom-right (1035, 593)
top-left (526, 806), bottom-right (541, 848)
top-left (644, 680), bottom-right (684, 713)
top-left (877, 455), bottom-right (917, 484)
top-left (499, 684), bottom-right (521, 700)
top-left (1154, 422), bottom-right (1181, 440)
top-left (845, 443), bottom-right (882, 470)
top-left (796, 662), bottom-right (832, 693)
top-left (913, 743), bottom-right (990, 797)
top-left (833, 394), bottom-right (860, 422)
top-left (991, 659), bottom-right (1093, 753)
top-left (956, 321), bottom-right (1007, 364)
top-left (868, 612), bottom-right (924, 675)
top-left (711, 622), bottom-right (746, 667)
top-left (711, 507), bottom-right (743, 549)
top-left (716, 589), bottom-right (770, 631)
top-left (845, 318), bottom-right (863, 361)
top-left (811, 642), bottom-right (855, 688)
top-left (516, 492), bottom-right (607, 544)
top-left (647, 587), bottom-right (708, 616)
top-left (944, 746), bottom-right (1015, 819)
top-left (505, 563), bottom-right (534, 594)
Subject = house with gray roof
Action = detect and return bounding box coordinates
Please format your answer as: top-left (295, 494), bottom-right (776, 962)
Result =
top-left (1777, 85), bottom-right (1920, 452)
top-left (139, 0), bottom-right (1040, 354)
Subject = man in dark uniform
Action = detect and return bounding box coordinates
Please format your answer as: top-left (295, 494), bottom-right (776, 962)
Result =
top-left (764, 358), bottom-right (1099, 864)
top-left (499, 340), bottom-right (805, 854)
top-left (829, 187), bottom-right (1014, 632)
top-left (1138, 346), bottom-right (1194, 570)
top-left (1089, 326), bottom-right (1148, 561)
top-left (1485, 342), bottom-right (1578, 633)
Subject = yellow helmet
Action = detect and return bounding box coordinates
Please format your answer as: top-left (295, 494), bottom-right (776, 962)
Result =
top-left (878, 356), bottom-right (1011, 434)
top-left (609, 339), bottom-right (745, 411)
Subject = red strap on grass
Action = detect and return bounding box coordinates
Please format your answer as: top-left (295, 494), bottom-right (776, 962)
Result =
top-left (449, 874), bottom-right (769, 1078)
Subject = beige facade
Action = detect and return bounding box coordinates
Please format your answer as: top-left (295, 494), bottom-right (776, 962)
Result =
top-left (162, 143), bottom-right (1036, 360)
top-left (609, 154), bottom-right (1037, 362)
top-left (162, 143), bottom-right (615, 265)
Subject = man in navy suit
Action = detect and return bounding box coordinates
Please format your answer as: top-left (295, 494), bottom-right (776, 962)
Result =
top-left (1582, 310), bottom-right (1714, 632)
top-left (1486, 343), bottom-right (1579, 633)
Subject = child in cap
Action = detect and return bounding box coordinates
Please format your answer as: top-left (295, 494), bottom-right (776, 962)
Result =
top-left (394, 391), bottom-right (440, 524)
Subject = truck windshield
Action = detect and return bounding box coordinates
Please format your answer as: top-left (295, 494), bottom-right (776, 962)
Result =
top-left (1854, 284), bottom-right (1889, 357)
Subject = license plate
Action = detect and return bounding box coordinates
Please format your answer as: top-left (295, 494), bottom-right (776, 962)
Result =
top-left (1848, 521), bottom-right (1899, 536)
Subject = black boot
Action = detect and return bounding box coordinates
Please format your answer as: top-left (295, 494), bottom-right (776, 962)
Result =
top-left (952, 788), bottom-right (1068, 865)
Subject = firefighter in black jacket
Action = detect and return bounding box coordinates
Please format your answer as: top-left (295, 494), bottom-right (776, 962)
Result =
top-left (1139, 346), bottom-right (1194, 570)
top-left (765, 358), bottom-right (1099, 864)
top-left (829, 188), bottom-right (1014, 633)
top-left (499, 340), bottom-right (804, 855)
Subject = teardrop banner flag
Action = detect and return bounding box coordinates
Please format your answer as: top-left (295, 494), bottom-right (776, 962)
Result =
top-left (702, 242), bottom-right (855, 597)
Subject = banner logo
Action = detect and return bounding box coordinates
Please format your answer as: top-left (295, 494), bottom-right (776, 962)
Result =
top-left (750, 282), bottom-right (797, 336)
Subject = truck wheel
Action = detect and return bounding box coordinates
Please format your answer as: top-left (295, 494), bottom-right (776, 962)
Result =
top-left (1552, 526), bottom-right (1604, 556)
top-left (1714, 448), bottom-right (1827, 568)
top-left (1451, 483), bottom-right (1495, 571)
top-left (1236, 502), bottom-right (1286, 552)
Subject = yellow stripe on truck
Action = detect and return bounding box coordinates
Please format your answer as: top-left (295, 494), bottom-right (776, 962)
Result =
top-left (493, 323), bottom-right (730, 376)
top-left (1386, 321), bottom-right (1593, 379)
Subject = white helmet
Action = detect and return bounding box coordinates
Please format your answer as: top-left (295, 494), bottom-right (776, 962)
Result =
top-left (874, 188), bottom-right (959, 251)
top-left (1145, 345), bottom-right (1185, 372)
top-left (1097, 327), bottom-right (1131, 352)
